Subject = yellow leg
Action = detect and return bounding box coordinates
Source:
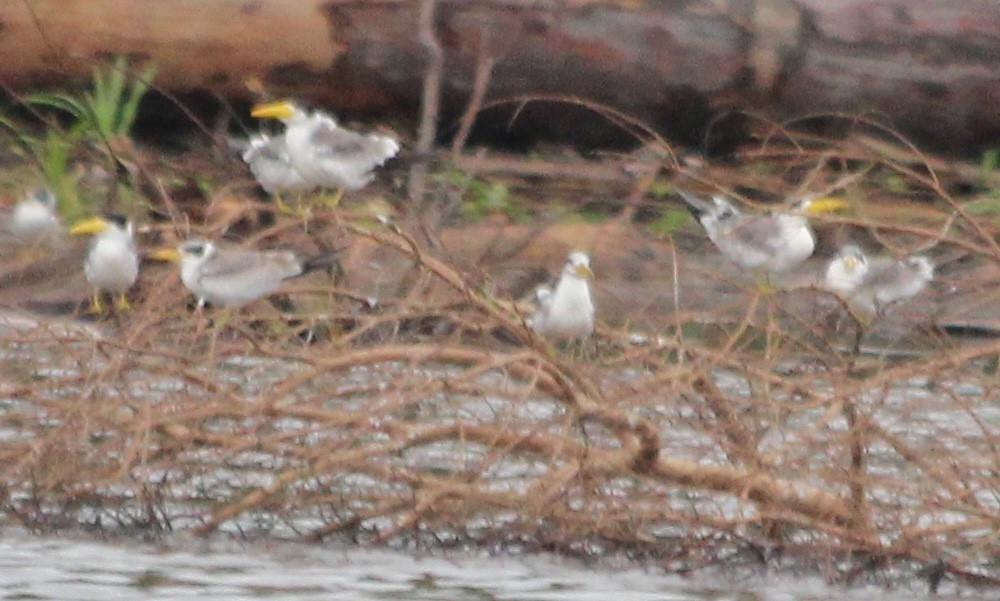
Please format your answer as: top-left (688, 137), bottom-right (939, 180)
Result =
top-left (566, 338), bottom-right (588, 361)
top-left (751, 271), bottom-right (779, 294)
top-left (214, 307), bottom-right (235, 329)
top-left (274, 194), bottom-right (292, 215)
top-left (276, 193), bottom-right (317, 221)
top-left (320, 188), bottom-right (344, 209)
top-left (275, 193), bottom-right (306, 216)
top-left (114, 293), bottom-right (131, 311)
top-left (89, 292), bottom-right (104, 314)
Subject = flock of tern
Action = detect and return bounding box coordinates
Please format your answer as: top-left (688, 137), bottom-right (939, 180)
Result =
top-left (0, 99), bottom-right (936, 343)
top-left (677, 189), bottom-right (935, 318)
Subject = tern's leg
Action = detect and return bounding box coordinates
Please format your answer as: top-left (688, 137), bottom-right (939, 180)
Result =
top-left (213, 307), bottom-right (236, 329)
top-left (113, 293), bottom-right (131, 311)
top-left (559, 338), bottom-right (593, 361)
top-left (274, 193), bottom-right (293, 215)
top-left (88, 292), bottom-right (104, 314)
top-left (753, 272), bottom-right (779, 294)
top-left (320, 188), bottom-right (344, 209)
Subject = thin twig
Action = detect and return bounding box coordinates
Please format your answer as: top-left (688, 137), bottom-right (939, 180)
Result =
top-left (450, 45), bottom-right (496, 157)
top-left (409, 0), bottom-right (443, 207)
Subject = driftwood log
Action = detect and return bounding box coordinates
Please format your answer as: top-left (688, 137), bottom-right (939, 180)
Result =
top-left (0, 1), bottom-right (998, 153)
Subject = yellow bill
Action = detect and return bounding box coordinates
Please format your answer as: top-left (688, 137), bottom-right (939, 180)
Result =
top-left (150, 248), bottom-right (182, 262)
top-left (804, 196), bottom-right (850, 215)
top-left (573, 263), bottom-right (595, 279)
top-left (251, 99), bottom-right (296, 120)
top-left (69, 217), bottom-right (110, 236)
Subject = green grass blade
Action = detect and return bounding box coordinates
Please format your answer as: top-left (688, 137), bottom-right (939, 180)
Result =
top-left (23, 92), bottom-right (90, 122)
top-left (106, 55), bottom-right (129, 133)
top-left (119, 63), bottom-right (156, 135)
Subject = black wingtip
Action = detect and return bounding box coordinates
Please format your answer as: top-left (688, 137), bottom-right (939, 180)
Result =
top-left (674, 188), bottom-right (711, 218)
top-left (302, 247), bottom-right (347, 281)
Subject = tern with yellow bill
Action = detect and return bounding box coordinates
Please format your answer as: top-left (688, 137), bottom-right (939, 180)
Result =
top-left (527, 251), bottom-right (595, 341)
top-left (250, 99), bottom-right (400, 206)
top-left (153, 239), bottom-right (336, 308)
top-left (677, 190), bottom-right (848, 274)
top-left (69, 214), bottom-right (139, 312)
top-left (825, 244), bottom-right (934, 315)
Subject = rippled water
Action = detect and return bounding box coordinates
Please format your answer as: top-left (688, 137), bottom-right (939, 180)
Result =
top-left (0, 533), bottom-right (956, 601)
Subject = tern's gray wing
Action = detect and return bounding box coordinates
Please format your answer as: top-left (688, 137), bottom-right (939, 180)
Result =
top-left (862, 258), bottom-right (930, 296)
top-left (859, 257), bottom-right (898, 282)
top-left (727, 214), bottom-right (796, 254)
top-left (198, 249), bottom-right (302, 282)
top-left (195, 249), bottom-right (307, 304)
top-left (243, 135), bottom-right (288, 163)
top-left (309, 121), bottom-right (400, 165)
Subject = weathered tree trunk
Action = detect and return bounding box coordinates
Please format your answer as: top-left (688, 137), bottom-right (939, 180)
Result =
top-left (0, 1), bottom-right (998, 153)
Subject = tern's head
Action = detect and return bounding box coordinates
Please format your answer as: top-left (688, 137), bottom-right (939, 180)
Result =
top-left (177, 239), bottom-right (217, 262)
top-left (825, 244), bottom-right (869, 295)
top-left (250, 99), bottom-right (309, 124)
top-left (837, 244), bottom-right (868, 274)
top-left (69, 213), bottom-right (132, 238)
top-left (150, 238), bottom-right (215, 264)
top-left (26, 188), bottom-right (57, 210)
top-left (563, 251), bottom-right (594, 280)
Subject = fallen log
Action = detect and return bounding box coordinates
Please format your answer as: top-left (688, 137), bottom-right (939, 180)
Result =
top-left (0, 1), bottom-right (997, 153)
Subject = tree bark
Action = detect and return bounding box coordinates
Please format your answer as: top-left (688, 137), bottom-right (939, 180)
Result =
top-left (0, 1), bottom-right (997, 153)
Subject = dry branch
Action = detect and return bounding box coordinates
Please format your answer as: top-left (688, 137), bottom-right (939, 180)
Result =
top-left (1, 125), bottom-right (999, 589)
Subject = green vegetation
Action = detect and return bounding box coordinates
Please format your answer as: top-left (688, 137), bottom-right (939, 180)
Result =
top-left (959, 149), bottom-right (1000, 221)
top-left (647, 179), bottom-right (675, 199)
top-left (0, 55), bottom-right (155, 220)
top-left (442, 170), bottom-right (529, 222)
top-left (965, 196), bottom-right (1000, 215)
top-left (980, 148), bottom-right (1000, 203)
top-left (980, 147), bottom-right (999, 176)
top-left (0, 110), bottom-right (86, 219)
top-left (27, 55), bottom-right (155, 146)
top-left (648, 207), bottom-right (692, 237)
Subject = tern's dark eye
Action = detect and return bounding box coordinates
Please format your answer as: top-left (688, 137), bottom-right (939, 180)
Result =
top-left (35, 189), bottom-right (56, 207)
top-left (105, 213), bottom-right (129, 228)
top-left (182, 242), bottom-right (206, 256)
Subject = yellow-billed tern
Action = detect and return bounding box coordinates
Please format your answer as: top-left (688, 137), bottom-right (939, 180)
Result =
top-left (527, 251), bottom-right (595, 340)
top-left (824, 244), bottom-right (934, 314)
top-left (69, 214), bottom-right (139, 312)
top-left (677, 190), bottom-right (847, 274)
top-left (153, 239), bottom-right (333, 308)
top-left (250, 99), bottom-right (399, 202)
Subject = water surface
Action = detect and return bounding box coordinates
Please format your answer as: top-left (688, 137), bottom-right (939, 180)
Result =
top-left (0, 533), bottom-right (957, 601)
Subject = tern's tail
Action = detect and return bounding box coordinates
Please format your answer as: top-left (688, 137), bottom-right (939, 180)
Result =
top-left (301, 250), bottom-right (345, 280)
top-left (674, 189), bottom-right (713, 217)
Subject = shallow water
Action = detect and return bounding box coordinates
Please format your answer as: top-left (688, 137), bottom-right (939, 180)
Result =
top-left (0, 533), bottom-right (960, 601)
